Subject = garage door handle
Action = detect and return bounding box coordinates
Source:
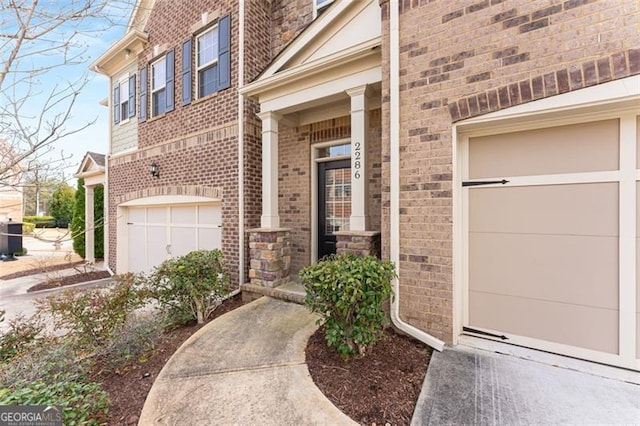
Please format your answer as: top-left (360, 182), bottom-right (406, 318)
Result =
top-left (463, 326), bottom-right (509, 340)
top-left (462, 179), bottom-right (509, 187)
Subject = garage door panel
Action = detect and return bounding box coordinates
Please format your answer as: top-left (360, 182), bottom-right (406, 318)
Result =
top-left (199, 228), bottom-right (222, 251)
top-left (147, 225), bottom-right (168, 270)
top-left (469, 119), bottom-right (619, 179)
top-left (171, 206), bottom-right (196, 224)
top-left (171, 227), bottom-right (197, 258)
top-left (128, 225), bottom-right (146, 273)
top-left (469, 291), bottom-right (619, 354)
top-left (470, 183), bottom-right (618, 236)
top-left (147, 207), bottom-right (167, 224)
top-left (128, 208), bottom-right (145, 223)
top-left (470, 232), bottom-right (619, 310)
top-left (199, 205), bottom-right (222, 225)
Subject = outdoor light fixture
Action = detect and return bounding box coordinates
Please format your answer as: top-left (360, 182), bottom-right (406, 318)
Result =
top-left (150, 162), bottom-right (159, 178)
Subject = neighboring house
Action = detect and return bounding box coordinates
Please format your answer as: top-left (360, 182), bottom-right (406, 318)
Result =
top-left (0, 140), bottom-right (24, 222)
top-left (74, 151), bottom-right (106, 263)
top-left (93, 0), bottom-right (640, 371)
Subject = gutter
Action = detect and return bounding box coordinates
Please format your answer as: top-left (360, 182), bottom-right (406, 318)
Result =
top-left (237, 1), bottom-right (245, 286)
top-left (389, 0), bottom-right (445, 352)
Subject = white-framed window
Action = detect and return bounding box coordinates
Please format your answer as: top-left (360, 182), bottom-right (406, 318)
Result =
top-left (119, 78), bottom-right (130, 123)
top-left (151, 56), bottom-right (167, 117)
top-left (314, 0), bottom-right (334, 18)
top-left (196, 25), bottom-right (219, 98)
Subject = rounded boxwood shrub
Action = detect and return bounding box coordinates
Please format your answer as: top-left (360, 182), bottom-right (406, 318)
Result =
top-left (300, 254), bottom-right (396, 359)
top-left (146, 249), bottom-right (230, 325)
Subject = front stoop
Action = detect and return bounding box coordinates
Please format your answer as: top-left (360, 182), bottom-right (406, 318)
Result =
top-left (241, 280), bottom-right (306, 305)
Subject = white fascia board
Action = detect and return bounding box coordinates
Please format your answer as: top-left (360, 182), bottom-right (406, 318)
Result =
top-left (261, 66), bottom-right (381, 113)
top-left (241, 39), bottom-right (380, 98)
top-left (90, 29), bottom-right (148, 76)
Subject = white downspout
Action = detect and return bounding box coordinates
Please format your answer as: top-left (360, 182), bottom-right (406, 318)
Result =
top-left (237, 0), bottom-right (245, 287)
top-left (389, 0), bottom-right (445, 351)
top-left (105, 76), bottom-right (114, 276)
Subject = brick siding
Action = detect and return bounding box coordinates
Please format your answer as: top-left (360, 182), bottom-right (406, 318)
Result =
top-left (380, 0), bottom-right (640, 343)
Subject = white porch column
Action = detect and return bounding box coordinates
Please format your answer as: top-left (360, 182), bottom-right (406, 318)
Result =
top-left (257, 110), bottom-right (282, 228)
top-left (347, 85), bottom-right (371, 231)
top-left (85, 184), bottom-right (95, 263)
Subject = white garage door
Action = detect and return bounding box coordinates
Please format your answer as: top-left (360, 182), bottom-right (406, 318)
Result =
top-left (127, 203), bottom-right (222, 273)
top-left (462, 115), bottom-right (640, 370)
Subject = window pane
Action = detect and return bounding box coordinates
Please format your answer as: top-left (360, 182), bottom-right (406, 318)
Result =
top-left (152, 88), bottom-right (166, 116)
top-left (318, 143), bottom-right (350, 158)
top-left (198, 28), bottom-right (218, 67)
top-left (121, 101), bottom-right (129, 120)
top-left (152, 58), bottom-right (166, 90)
top-left (198, 64), bottom-right (218, 98)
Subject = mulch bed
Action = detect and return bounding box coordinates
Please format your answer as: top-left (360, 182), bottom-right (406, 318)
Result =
top-left (27, 270), bottom-right (112, 292)
top-left (306, 325), bottom-right (432, 425)
top-left (91, 294), bottom-right (246, 425)
top-left (0, 261), bottom-right (84, 280)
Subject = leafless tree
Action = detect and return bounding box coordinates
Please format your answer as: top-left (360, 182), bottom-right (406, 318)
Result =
top-left (0, 0), bottom-right (133, 187)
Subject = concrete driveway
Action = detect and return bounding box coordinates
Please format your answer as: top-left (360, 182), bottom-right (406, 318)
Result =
top-left (412, 346), bottom-right (640, 425)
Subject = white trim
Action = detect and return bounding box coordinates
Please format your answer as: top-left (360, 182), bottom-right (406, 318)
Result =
top-left (619, 114), bottom-right (637, 362)
top-left (238, 0), bottom-right (245, 285)
top-left (261, 0), bottom-right (357, 79)
top-left (195, 23), bottom-right (219, 99)
top-left (260, 66), bottom-right (381, 113)
top-left (313, 0), bottom-right (335, 19)
top-left (120, 195), bottom-right (221, 207)
top-left (455, 97), bottom-right (640, 369)
top-left (150, 55), bottom-right (167, 117)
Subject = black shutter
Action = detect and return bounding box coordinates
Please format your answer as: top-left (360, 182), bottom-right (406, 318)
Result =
top-left (113, 84), bottom-right (120, 124)
top-left (182, 39), bottom-right (192, 106)
top-left (166, 49), bottom-right (175, 112)
top-left (128, 74), bottom-right (136, 117)
top-left (218, 14), bottom-right (231, 91)
top-left (139, 66), bottom-right (147, 122)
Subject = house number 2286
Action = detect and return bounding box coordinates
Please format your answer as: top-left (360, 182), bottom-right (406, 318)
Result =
top-left (354, 142), bottom-right (362, 179)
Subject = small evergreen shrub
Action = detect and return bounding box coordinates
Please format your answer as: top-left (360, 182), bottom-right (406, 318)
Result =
top-left (0, 374), bottom-right (109, 425)
top-left (22, 215), bottom-right (56, 228)
top-left (0, 314), bottom-right (44, 362)
top-left (38, 274), bottom-right (146, 350)
top-left (146, 249), bottom-right (230, 325)
top-left (300, 254), bottom-right (396, 359)
top-left (22, 222), bottom-right (35, 234)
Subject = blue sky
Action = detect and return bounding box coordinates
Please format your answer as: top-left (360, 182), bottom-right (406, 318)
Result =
top-left (2, 1), bottom-right (133, 184)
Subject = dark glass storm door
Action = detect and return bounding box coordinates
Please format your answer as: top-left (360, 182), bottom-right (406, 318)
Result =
top-left (317, 159), bottom-right (351, 259)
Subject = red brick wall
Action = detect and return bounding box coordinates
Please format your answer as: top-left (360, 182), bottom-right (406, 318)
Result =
top-left (270, 0), bottom-right (314, 58)
top-left (380, 0), bottom-right (640, 343)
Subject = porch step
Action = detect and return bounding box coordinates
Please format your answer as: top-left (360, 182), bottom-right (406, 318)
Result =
top-left (241, 281), bottom-right (306, 305)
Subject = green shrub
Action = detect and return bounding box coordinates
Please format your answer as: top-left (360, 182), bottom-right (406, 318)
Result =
top-left (300, 254), bottom-right (396, 359)
top-left (0, 340), bottom-right (86, 388)
top-left (71, 180), bottom-right (104, 259)
top-left (22, 215), bottom-right (56, 228)
top-left (14, 247), bottom-right (27, 256)
top-left (0, 374), bottom-right (109, 425)
top-left (0, 314), bottom-right (44, 362)
top-left (96, 312), bottom-right (164, 369)
top-left (38, 274), bottom-right (146, 350)
top-left (146, 249), bottom-right (230, 325)
top-left (22, 222), bottom-right (35, 235)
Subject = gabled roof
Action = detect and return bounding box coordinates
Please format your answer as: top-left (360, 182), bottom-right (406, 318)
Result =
top-left (242, 0), bottom-right (381, 98)
top-left (75, 151), bottom-right (106, 179)
top-left (261, 0), bottom-right (380, 79)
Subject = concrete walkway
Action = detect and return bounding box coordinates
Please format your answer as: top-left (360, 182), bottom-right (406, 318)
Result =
top-left (139, 297), bottom-right (356, 425)
top-left (411, 346), bottom-right (640, 425)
